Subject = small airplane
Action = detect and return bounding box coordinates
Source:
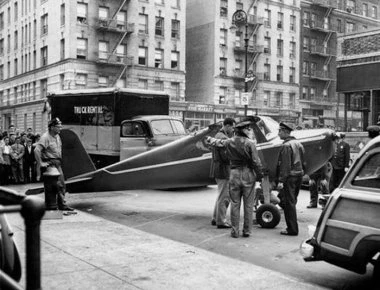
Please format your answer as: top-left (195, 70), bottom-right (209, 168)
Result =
top-left (27, 116), bottom-right (335, 194)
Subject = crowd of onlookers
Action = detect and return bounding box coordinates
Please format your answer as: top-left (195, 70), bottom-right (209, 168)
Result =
top-left (0, 125), bottom-right (41, 186)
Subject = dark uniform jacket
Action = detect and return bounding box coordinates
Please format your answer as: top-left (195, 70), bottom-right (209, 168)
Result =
top-left (277, 136), bottom-right (305, 183)
top-left (331, 141), bottom-right (350, 169)
top-left (209, 129), bottom-right (230, 179)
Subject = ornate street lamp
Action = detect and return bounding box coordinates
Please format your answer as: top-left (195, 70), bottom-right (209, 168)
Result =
top-left (232, 9), bottom-right (249, 116)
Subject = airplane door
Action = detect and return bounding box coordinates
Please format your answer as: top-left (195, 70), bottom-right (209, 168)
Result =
top-left (120, 121), bottom-right (150, 160)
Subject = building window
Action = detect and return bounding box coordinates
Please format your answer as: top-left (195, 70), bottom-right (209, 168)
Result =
top-left (310, 37), bottom-right (317, 52)
top-left (289, 67), bottom-right (295, 83)
top-left (303, 11), bottom-right (310, 27)
top-left (372, 6), bottom-right (378, 18)
top-left (290, 15), bottom-right (296, 32)
top-left (171, 82), bottom-right (180, 101)
top-left (77, 38), bottom-right (87, 59)
top-left (41, 46), bottom-right (48, 66)
top-left (0, 13), bottom-right (3, 31)
top-left (171, 20), bottom-right (180, 39)
top-left (362, 3), bottom-right (368, 17)
top-left (277, 39), bottom-right (283, 57)
top-left (264, 36), bottom-right (271, 53)
top-left (0, 65), bottom-right (3, 81)
top-left (40, 79), bottom-right (47, 99)
top-left (98, 41), bottom-right (108, 60)
top-left (347, 0), bottom-right (355, 13)
top-left (277, 12), bottom-right (283, 29)
top-left (219, 87), bottom-right (227, 104)
top-left (290, 41), bottom-right (296, 58)
top-left (219, 57), bottom-right (227, 76)
top-left (14, 30), bottom-right (18, 50)
top-left (289, 93), bottom-right (295, 109)
top-left (98, 76), bottom-right (108, 87)
top-left (310, 87), bottom-right (316, 99)
top-left (337, 19), bottom-right (343, 33)
top-left (116, 11), bottom-right (127, 30)
top-left (155, 0), bottom-right (164, 4)
top-left (235, 59), bottom-right (242, 74)
top-left (264, 9), bottom-right (271, 27)
top-left (155, 16), bottom-right (164, 36)
top-left (138, 79), bottom-right (148, 90)
top-left (310, 62), bottom-right (316, 76)
top-left (116, 78), bottom-right (126, 88)
top-left (155, 80), bottom-right (164, 91)
top-left (61, 4), bottom-right (65, 26)
top-left (303, 61), bottom-right (309, 75)
top-left (0, 38), bottom-right (3, 55)
top-left (263, 91), bottom-right (270, 106)
top-left (171, 51), bottom-right (179, 69)
top-left (346, 22), bottom-right (355, 33)
top-left (41, 14), bottom-right (48, 34)
top-left (139, 13), bottom-right (148, 34)
top-left (76, 73), bottom-right (87, 88)
top-left (275, 92), bottom-right (282, 107)
top-left (60, 38), bottom-right (65, 60)
top-left (138, 47), bottom-right (147, 65)
top-left (302, 87), bottom-right (308, 99)
top-left (14, 2), bottom-right (18, 21)
top-left (276, 65), bottom-right (283, 82)
top-left (220, 28), bottom-right (227, 46)
top-left (33, 20), bottom-right (37, 39)
top-left (220, 0), bottom-right (228, 17)
top-left (77, 3), bottom-right (88, 24)
top-left (155, 49), bottom-right (163, 68)
top-left (99, 6), bottom-right (109, 20)
top-left (303, 37), bottom-right (309, 51)
top-left (264, 63), bottom-right (270, 80)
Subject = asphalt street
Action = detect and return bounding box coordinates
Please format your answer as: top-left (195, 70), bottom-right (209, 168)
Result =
top-left (7, 183), bottom-right (375, 289)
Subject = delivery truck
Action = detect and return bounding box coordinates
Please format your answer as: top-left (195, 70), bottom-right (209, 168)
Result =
top-left (48, 87), bottom-right (186, 168)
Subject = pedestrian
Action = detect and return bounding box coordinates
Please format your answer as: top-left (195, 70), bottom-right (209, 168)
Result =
top-left (330, 133), bottom-right (350, 192)
top-left (34, 118), bottom-right (74, 211)
top-left (276, 122), bottom-right (305, 236)
top-left (307, 163), bottom-right (330, 208)
top-left (210, 117), bottom-right (235, 229)
top-left (23, 138), bottom-right (36, 183)
top-left (10, 136), bottom-right (25, 184)
top-left (0, 136), bottom-right (12, 185)
top-left (206, 120), bottom-right (264, 238)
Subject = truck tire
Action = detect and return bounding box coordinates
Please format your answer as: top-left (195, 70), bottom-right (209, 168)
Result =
top-left (256, 204), bottom-right (281, 229)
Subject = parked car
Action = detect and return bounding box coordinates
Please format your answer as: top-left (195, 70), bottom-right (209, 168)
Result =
top-left (300, 135), bottom-right (380, 282)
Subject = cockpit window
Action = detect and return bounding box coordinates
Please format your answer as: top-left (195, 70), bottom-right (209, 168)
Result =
top-left (256, 116), bottom-right (279, 141)
top-left (352, 152), bottom-right (380, 189)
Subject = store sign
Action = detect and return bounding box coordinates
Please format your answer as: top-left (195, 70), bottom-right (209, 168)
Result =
top-left (187, 104), bottom-right (214, 112)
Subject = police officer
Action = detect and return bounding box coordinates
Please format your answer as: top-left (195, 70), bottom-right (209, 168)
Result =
top-left (206, 120), bottom-right (264, 238)
top-left (34, 118), bottom-right (74, 211)
top-left (330, 133), bottom-right (350, 192)
top-left (276, 122), bottom-right (305, 236)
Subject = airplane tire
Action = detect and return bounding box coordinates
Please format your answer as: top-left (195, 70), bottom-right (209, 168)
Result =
top-left (256, 204), bottom-right (281, 229)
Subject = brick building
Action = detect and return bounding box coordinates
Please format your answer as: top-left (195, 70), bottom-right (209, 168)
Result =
top-left (337, 28), bottom-right (380, 130)
top-left (0, 0), bottom-right (186, 133)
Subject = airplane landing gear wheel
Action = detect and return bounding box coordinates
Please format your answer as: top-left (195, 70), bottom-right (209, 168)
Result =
top-left (256, 204), bottom-right (281, 229)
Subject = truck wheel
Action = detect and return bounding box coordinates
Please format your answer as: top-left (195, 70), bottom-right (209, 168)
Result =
top-left (256, 204), bottom-right (281, 229)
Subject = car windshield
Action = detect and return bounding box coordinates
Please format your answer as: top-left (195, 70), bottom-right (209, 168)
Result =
top-left (352, 152), bottom-right (380, 189)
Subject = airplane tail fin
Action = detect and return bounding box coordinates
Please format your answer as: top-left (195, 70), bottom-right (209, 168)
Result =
top-left (60, 129), bottom-right (96, 179)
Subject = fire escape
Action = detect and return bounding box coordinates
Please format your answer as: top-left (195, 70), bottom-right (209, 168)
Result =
top-left (308, 0), bottom-right (337, 104)
top-left (232, 0), bottom-right (263, 93)
top-left (95, 0), bottom-right (134, 86)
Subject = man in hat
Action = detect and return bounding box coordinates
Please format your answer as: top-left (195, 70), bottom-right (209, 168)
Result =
top-left (276, 122), bottom-right (305, 236)
top-left (210, 117), bottom-right (235, 229)
top-left (206, 120), bottom-right (264, 238)
top-left (34, 118), bottom-right (74, 211)
top-left (330, 132), bottom-right (350, 192)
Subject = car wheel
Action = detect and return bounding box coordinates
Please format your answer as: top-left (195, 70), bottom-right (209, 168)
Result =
top-left (256, 204), bottom-right (281, 229)
top-left (373, 255), bottom-right (380, 283)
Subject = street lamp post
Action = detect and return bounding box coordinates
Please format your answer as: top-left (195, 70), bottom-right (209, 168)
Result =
top-left (232, 10), bottom-right (249, 117)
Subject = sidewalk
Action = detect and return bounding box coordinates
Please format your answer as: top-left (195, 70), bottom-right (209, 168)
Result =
top-left (6, 185), bottom-right (326, 290)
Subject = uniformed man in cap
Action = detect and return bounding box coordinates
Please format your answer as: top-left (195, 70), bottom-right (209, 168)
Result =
top-left (206, 120), bottom-right (264, 238)
top-left (330, 132), bottom-right (350, 192)
top-left (34, 118), bottom-right (74, 211)
top-left (276, 122), bottom-right (305, 236)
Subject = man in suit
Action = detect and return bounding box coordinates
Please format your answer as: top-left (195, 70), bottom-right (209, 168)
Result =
top-left (23, 138), bottom-right (36, 183)
top-left (10, 136), bottom-right (25, 184)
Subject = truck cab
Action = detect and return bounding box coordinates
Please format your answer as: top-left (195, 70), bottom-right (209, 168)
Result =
top-left (120, 115), bottom-right (187, 160)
